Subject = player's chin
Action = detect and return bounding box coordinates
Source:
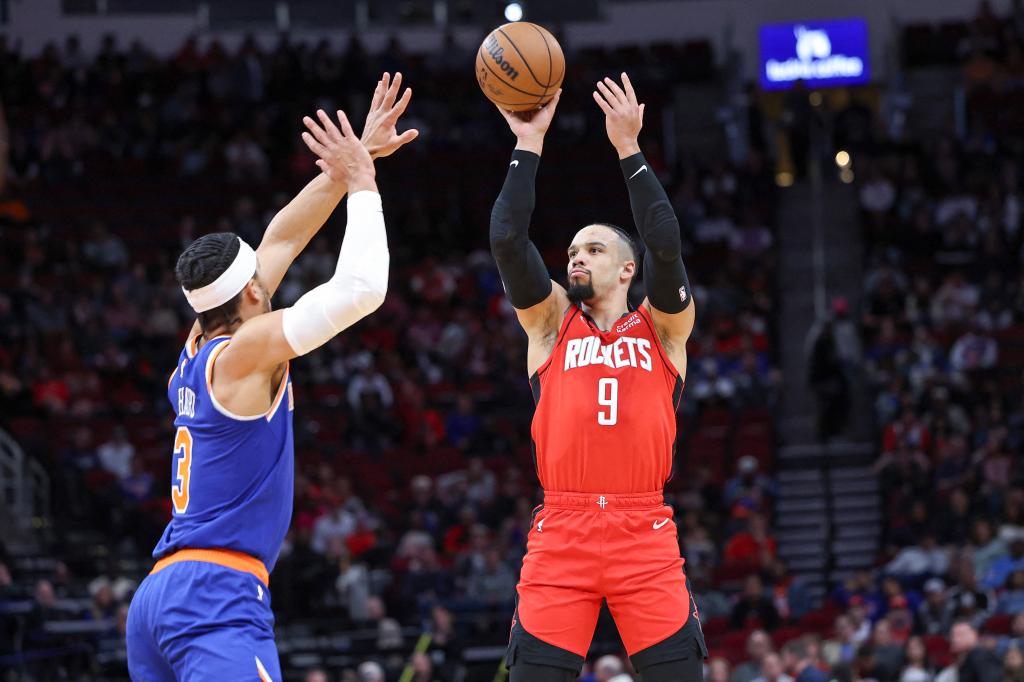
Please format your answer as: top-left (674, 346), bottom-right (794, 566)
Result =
top-left (566, 281), bottom-right (596, 304)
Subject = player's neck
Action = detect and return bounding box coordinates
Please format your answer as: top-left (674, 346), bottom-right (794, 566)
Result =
top-left (580, 296), bottom-right (629, 332)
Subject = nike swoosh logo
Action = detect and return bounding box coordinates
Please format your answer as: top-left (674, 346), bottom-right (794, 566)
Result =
top-left (629, 164), bottom-right (647, 179)
top-left (653, 518), bottom-right (670, 530)
top-left (510, 160), bottom-right (519, 168)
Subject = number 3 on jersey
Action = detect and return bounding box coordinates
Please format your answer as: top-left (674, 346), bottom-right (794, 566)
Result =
top-left (172, 426), bottom-right (193, 514)
top-left (598, 378), bottom-right (618, 426)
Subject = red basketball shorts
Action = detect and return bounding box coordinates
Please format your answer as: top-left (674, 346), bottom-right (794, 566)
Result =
top-left (512, 491), bottom-right (698, 660)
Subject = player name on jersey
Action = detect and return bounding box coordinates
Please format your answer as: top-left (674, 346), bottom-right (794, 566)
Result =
top-left (177, 386), bottom-right (196, 418)
top-left (563, 335), bottom-right (653, 372)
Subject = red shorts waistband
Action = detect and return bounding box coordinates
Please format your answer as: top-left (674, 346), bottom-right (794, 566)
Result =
top-left (542, 491), bottom-right (665, 511)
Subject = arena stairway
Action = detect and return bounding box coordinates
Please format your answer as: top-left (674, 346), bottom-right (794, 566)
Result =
top-left (773, 169), bottom-right (880, 605)
top-left (775, 454), bottom-right (880, 608)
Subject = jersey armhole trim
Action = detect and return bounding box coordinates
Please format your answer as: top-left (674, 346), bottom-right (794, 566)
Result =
top-left (533, 305), bottom-right (581, 378)
top-left (637, 305), bottom-right (681, 380)
top-left (265, 363), bottom-right (291, 422)
top-left (205, 341), bottom-right (267, 422)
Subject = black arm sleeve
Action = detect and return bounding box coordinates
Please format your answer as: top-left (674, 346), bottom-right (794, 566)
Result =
top-left (620, 152), bottom-right (693, 313)
top-left (489, 149), bottom-right (553, 310)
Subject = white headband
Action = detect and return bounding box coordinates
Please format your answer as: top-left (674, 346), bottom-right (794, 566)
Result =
top-left (182, 238), bottom-right (258, 313)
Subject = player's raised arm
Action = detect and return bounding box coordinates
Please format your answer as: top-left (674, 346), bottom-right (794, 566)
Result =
top-left (490, 92), bottom-right (570, 370)
top-left (255, 73), bottom-right (416, 299)
top-left (215, 110), bottom-right (387, 381)
top-left (594, 73), bottom-right (695, 370)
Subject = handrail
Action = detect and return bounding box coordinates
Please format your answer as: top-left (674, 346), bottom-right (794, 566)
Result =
top-left (0, 427), bottom-right (50, 528)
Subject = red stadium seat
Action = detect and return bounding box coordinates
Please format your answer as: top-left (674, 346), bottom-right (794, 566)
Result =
top-left (923, 635), bottom-right (951, 667)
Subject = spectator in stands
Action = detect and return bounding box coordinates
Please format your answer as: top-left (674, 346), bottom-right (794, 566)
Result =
top-left (949, 328), bottom-right (999, 372)
top-left (823, 615), bottom-right (859, 667)
top-left (886, 533), bottom-right (951, 578)
top-left (709, 657), bottom-right (733, 682)
top-left (950, 620), bottom-right (1001, 682)
top-left (997, 613), bottom-right (1024, 655)
top-left (997, 570), bottom-right (1024, 614)
top-left (724, 455), bottom-right (777, 518)
top-left (724, 513), bottom-right (777, 568)
top-left (918, 578), bottom-right (953, 635)
top-left (588, 654), bottom-right (625, 681)
top-left (782, 637), bottom-right (829, 682)
top-left (97, 426), bottom-right (134, 481)
top-left (357, 660), bottom-right (386, 682)
top-left (768, 560), bottom-right (811, 620)
top-left (731, 574), bottom-right (780, 631)
top-left (751, 652), bottom-right (793, 682)
top-left (873, 619), bottom-right (907, 680)
top-left (732, 629), bottom-right (773, 682)
top-left (808, 319), bottom-right (850, 441)
top-left (899, 635), bottom-right (935, 682)
top-left (312, 501), bottom-right (357, 555)
top-left (464, 548), bottom-right (515, 607)
top-left (335, 544), bottom-right (372, 621)
top-left (304, 669), bottom-right (330, 682)
top-left (1006, 646), bottom-right (1024, 682)
top-left (984, 538), bottom-right (1024, 591)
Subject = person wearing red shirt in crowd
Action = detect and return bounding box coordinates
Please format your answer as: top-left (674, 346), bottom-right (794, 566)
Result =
top-left (724, 513), bottom-right (777, 567)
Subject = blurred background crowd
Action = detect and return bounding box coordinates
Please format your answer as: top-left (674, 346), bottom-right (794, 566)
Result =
top-left (0, 0), bottom-right (1023, 680)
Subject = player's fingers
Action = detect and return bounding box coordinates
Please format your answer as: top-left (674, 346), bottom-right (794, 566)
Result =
top-left (301, 131), bottom-right (330, 158)
top-left (395, 128), bottom-right (419, 146)
top-left (303, 116), bottom-right (332, 147)
top-left (385, 87), bottom-right (413, 124)
top-left (317, 109), bottom-right (343, 141)
top-left (602, 76), bottom-right (629, 108)
top-left (383, 72), bottom-right (402, 109)
top-left (369, 77), bottom-right (386, 112)
top-left (621, 72), bottom-right (638, 106)
top-left (592, 90), bottom-right (613, 115)
top-left (337, 110), bottom-right (357, 139)
top-left (595, 81), bottom-right (620, 111)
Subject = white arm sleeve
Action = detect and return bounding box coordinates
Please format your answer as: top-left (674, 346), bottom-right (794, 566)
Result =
top-left (281, 191), bottom-right (388, 356)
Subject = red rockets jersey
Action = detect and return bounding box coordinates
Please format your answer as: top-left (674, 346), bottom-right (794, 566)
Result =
top-left (529, 304), bottom-right (684, 494)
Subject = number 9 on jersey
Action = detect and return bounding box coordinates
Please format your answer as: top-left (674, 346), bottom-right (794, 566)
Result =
top-left (598, 378), bottom-right (618, 426)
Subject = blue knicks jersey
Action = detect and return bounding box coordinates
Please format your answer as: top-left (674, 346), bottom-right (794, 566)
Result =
top-left (154, 335), bottom-right (295, 573)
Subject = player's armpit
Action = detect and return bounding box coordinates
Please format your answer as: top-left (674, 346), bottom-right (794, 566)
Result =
top-left (517, 283), bottom-right (570, 375)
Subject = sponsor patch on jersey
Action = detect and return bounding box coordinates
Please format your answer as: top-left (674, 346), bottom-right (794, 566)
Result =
top-left (614, 314), bottom-right (642, 334)
top-left (679, 285), bottom-right (688, 302)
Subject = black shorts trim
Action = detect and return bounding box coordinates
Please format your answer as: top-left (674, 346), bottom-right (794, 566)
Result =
top-left (630, 577), bottom-right (709, 670)
top-left (506, 597), bottom-right (584, 673)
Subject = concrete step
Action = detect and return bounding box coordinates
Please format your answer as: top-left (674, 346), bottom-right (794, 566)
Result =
top-left (777, 498), bottom-right (827, 514)
top-left (778, 470), bottom-right (824, 484)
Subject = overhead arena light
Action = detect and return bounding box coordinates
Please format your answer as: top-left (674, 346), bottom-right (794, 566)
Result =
top-left (504, 2), bottom-right (523, 21)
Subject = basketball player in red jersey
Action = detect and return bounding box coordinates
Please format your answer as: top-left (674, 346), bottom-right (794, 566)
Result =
top-left (490, 74), bottom-right (707, 681)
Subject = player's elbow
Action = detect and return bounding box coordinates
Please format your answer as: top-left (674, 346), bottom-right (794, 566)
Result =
top-left (489, 220), bottom-right (527, 263)
top-left (352, 268), bottom-right (388, 316)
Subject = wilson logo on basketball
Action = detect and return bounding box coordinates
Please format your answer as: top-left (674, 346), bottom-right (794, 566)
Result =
top-left (483, 35), bottom-right (520, 80)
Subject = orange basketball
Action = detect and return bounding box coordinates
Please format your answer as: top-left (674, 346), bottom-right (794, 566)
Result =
top-left (475, 22), bottom-right (565, 112)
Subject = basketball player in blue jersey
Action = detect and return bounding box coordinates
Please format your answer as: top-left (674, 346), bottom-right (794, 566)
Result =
top-left (125, 74), bottom-right (417, 682)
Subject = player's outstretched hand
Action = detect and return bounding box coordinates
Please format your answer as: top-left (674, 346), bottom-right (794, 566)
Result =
top-left (361, 72), bottom-right (419, 159)
top-left (301, 109), bottom-right (376, 191)
top-left (593, 73), bottom-right (643, 158)
top-left (495, 89), bottom-right (561, 155)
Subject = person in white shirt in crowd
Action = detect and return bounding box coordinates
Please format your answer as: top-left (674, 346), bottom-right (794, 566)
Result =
top-left (751, 652), bottom-right (794, 682)
top-left (97, 426), bottom-right (134, 480)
